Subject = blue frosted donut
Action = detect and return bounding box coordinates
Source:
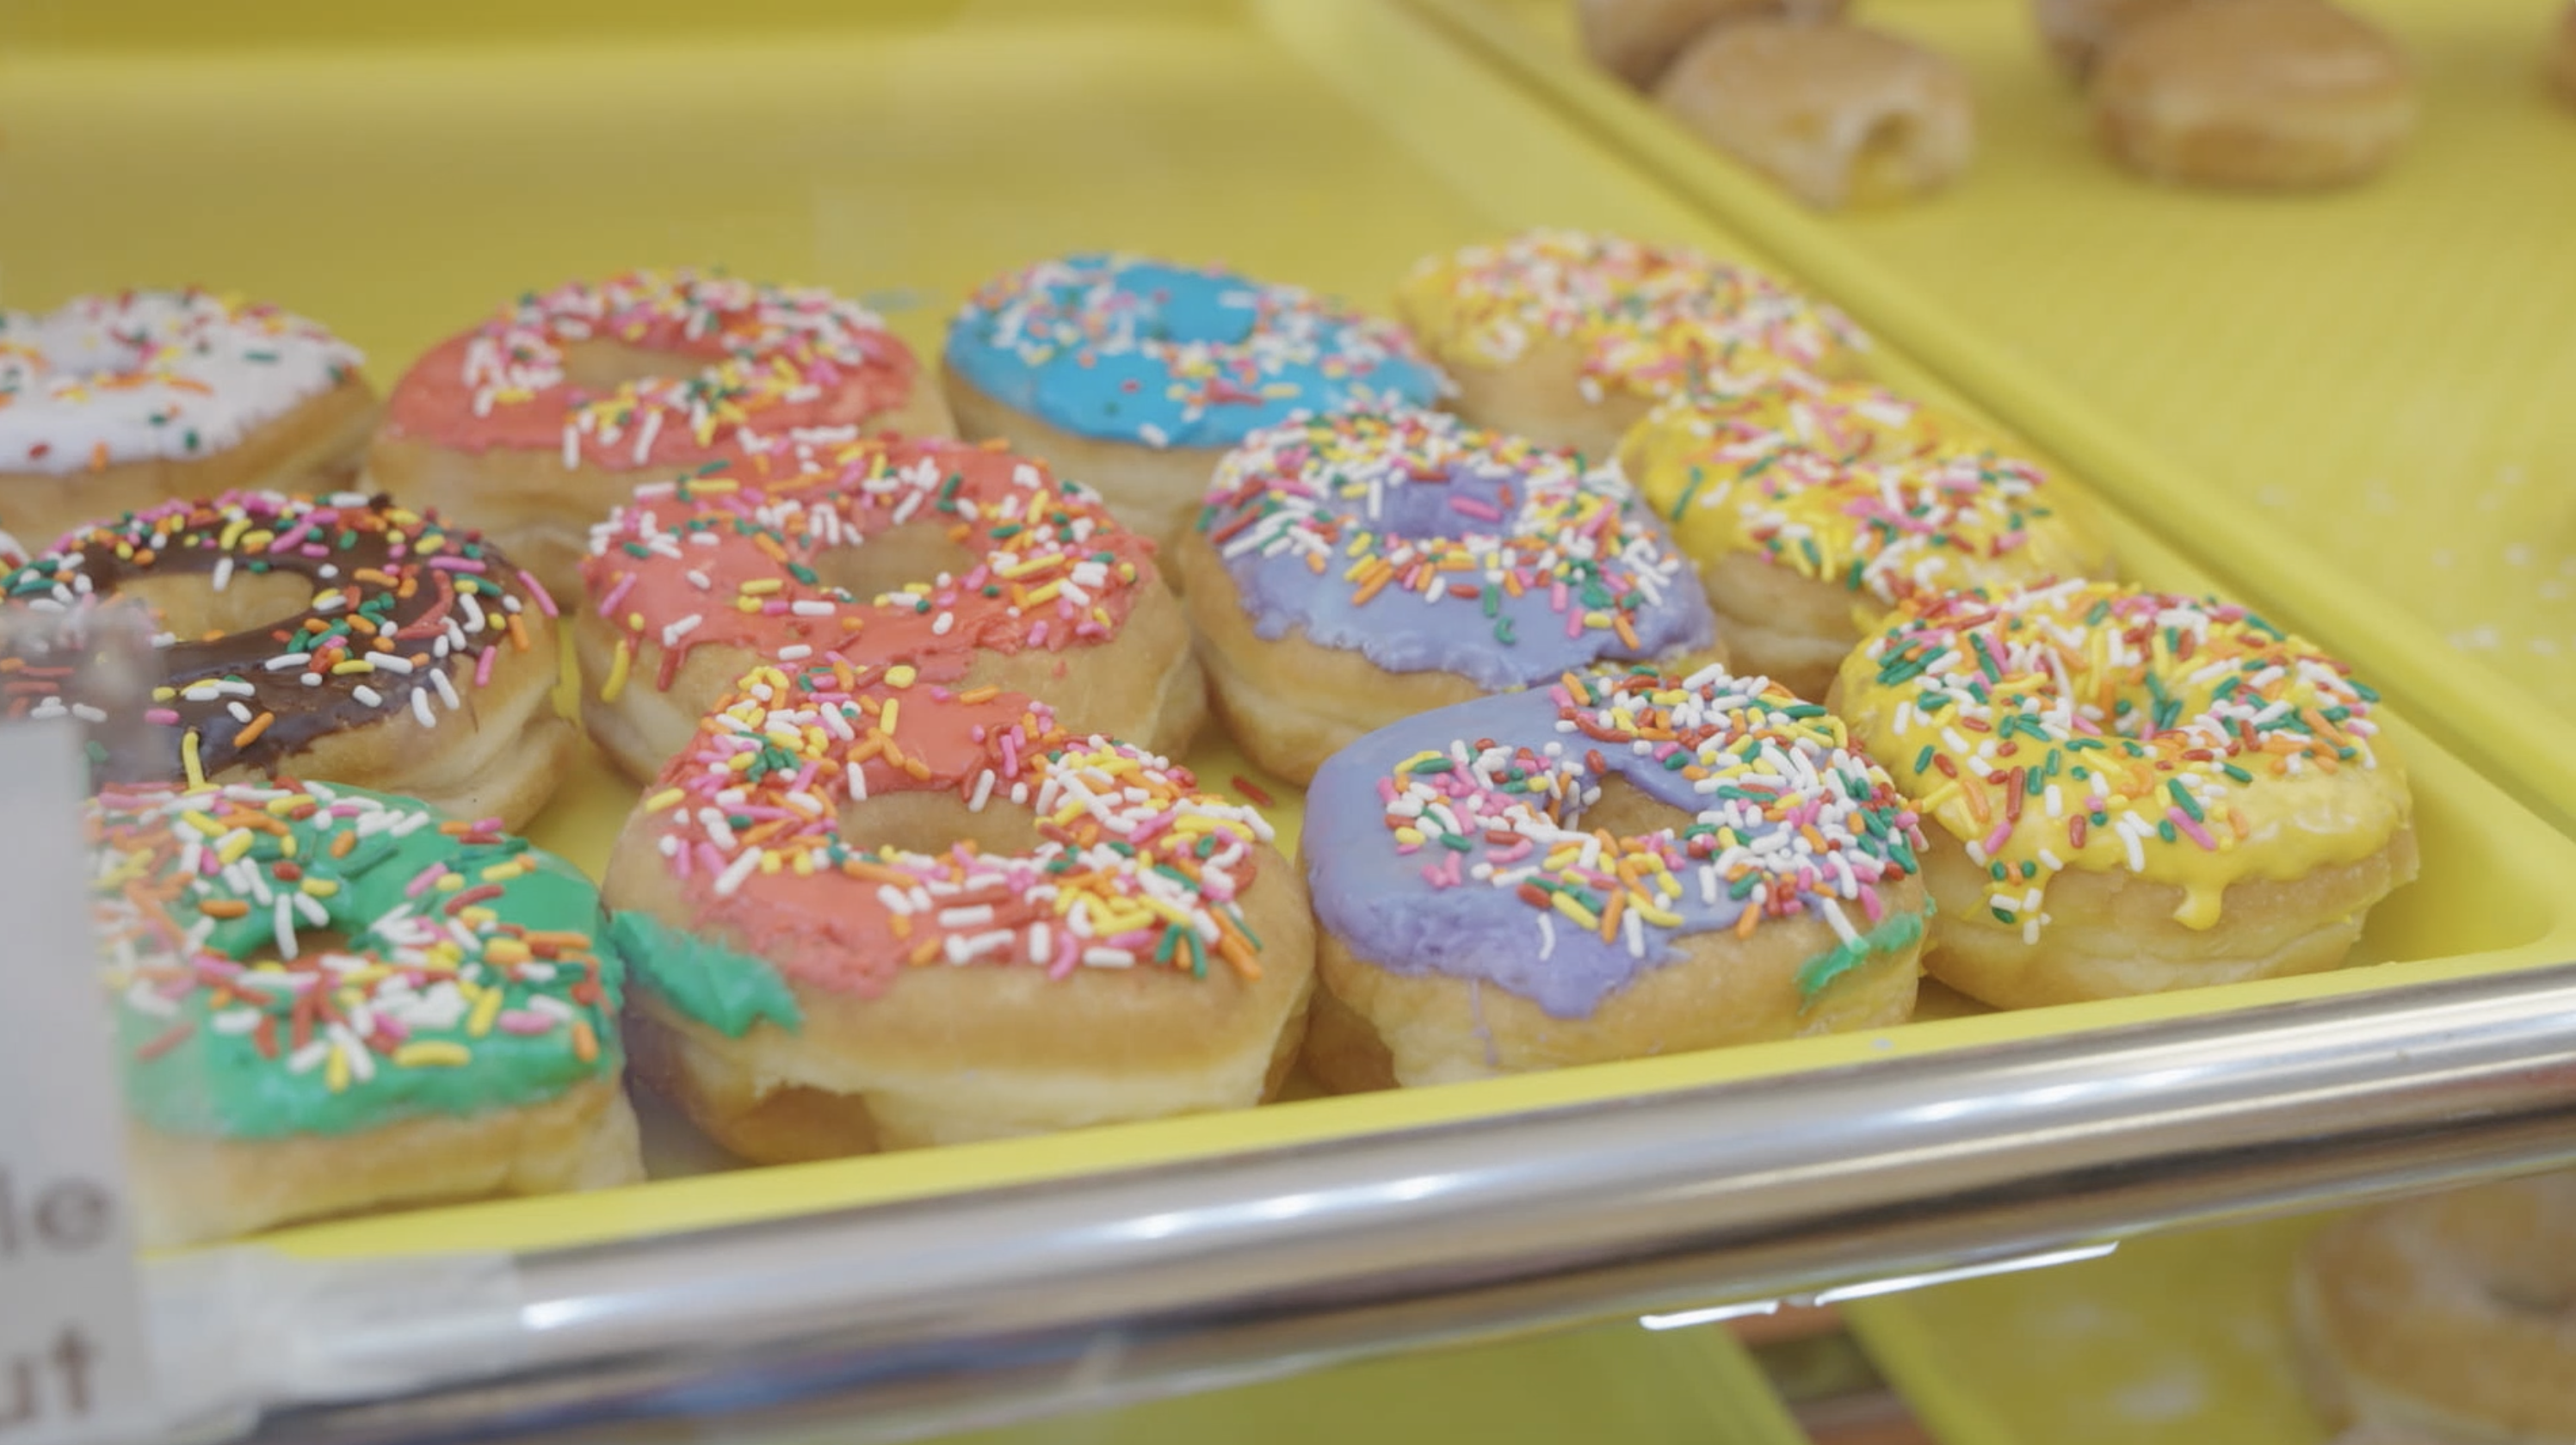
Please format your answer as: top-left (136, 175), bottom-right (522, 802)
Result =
top-left (945, 253), bottom-right (1447, 452)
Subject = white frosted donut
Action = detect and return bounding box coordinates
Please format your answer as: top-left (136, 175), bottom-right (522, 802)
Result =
top-left (0, 291), bottom-right (376, 547)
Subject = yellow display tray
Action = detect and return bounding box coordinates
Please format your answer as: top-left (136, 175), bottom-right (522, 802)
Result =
top-left (939, 1322), bottom-right (1807, 1445)
top-left (9, 0), bottom-right (2576, 1269)
top-left (1844, 1218), bottom-right (2337, 1445)
top-left (1420, 0), bottom-right (2576, 837)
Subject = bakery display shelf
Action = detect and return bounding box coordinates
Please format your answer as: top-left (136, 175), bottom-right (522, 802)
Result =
top-left (943, 1321), bottom-right (1810, 1445)
top-left (1844, 1215), bottom-right (2338, 1445)
top-left (1418, 0), bottom-right (2576, 837)
top-left (14, 1), bottom-right (2576, 1442)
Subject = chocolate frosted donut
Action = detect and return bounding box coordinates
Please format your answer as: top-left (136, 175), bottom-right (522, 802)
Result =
top-left (1, 490), bottom-right (575, 826)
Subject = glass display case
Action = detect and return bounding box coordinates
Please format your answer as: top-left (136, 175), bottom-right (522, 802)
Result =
top-left (2, 2), bottom-right (2569, 1442)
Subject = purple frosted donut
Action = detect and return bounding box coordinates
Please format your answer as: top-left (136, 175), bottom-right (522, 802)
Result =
top-left (1299, 663), bottom-right (1933, 1090)
top-left (1174, 405), bottom-right (1720, 783)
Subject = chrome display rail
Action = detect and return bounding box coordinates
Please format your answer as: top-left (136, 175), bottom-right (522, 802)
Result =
top-left (217, 963), bottom-right (2576, 1445)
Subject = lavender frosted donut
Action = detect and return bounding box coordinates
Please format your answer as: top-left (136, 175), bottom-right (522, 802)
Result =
top-left (1300, 664), bottom-right (1930, 1090)
top-left (1174, 407), bottom-right (1722, 783)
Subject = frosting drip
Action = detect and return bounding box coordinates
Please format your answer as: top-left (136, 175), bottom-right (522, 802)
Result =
top-left (1306, 664), bottom-right (1927, 1018)
top-left (0, 290), bottom-right (361, 477)
top-left (1842, 580), bottom-right (2411, 935)
top-left (93, 780), bottom-right (622, 1139)
top-left (946, 253), bottom-right (1448, 449)
top-left (1198, 408), bottom-right (1714, 688)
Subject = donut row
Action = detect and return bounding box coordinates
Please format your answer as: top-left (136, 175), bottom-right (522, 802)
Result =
top-left (9, 232), bottom-right (2413, 1244)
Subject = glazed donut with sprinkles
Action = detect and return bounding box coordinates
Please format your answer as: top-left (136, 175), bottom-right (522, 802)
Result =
top-left (0, 290), bottom-right (378, 551)
top-left (1396, 229), bottom-right (1864, 460)
top-left (372, 269), bottom-right (951, 600)
top-left (602, 664), bottom-right (1313, 1162)
top-left (1, 491), bottom-right (575, 828)
top-left (1834, 579), bottom-right (2417, 1009)
top-left (1300, 663), bottom-right (1929, 1090)
top-left (1177, 406), bottom-right (1720, 783)
top-left (576, 431), bottom-right (1202, 781)
top-left (1621, 380), bottom-right (2112, 701)
top-left (94, 779), bottom-right (639, 1246)
top-left (943, 252), bottom-right (1449, 550)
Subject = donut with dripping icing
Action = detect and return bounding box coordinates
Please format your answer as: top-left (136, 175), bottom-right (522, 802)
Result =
top-left (1833, 580), bottom-right (2417, 1007)
top-left (1177, 407), bottom-right (1722, 784)
top-left (94, 779), bottom-right (639, 1246)
top-left (0, 491), bottom-right (576, 828)
top-left (371, 269), bottom-right (950, 602)
top-left (942, 252), bottom-right (1449, 552)
top-left (1620, 380), bottom-right (2112, 701)
top-left (602, 669), bottom-right (1313, 1161)
top-left (1299, 664), bottom-right (1928, 1090)
top-left (576, 432), bottom-right (1202, 782)
top-left (1396, 230), bottom-right (1864, 461)
top-left (0, 290), bottom-right (377, 550)
top-left (2293, 1172), bottom-right (2576, 1443)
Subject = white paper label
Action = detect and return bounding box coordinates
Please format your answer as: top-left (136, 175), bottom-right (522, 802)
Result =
top-left (0, 721), bottom-right (153, 1442)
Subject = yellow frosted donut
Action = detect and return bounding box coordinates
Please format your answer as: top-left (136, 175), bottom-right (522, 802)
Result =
top-left (1832, 579), bottom-right (2417, 1008)
top-left (1621, 381), bottom-right (2112, 701)
top-left (1396, 229), bottom-right (1864, 460)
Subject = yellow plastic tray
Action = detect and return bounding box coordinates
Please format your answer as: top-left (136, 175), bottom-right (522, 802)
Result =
top-left (10, 0), bottom-right (2576, 1264)
top-left (1844, 1218), bottom-right (2336, 1445)
top-left (932, 1322), bottom-right (1807, 1445)
top-left (1421, 0), bottom-right (2576, 837)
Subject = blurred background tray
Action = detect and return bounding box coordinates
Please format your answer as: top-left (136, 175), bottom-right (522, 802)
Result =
top-left (1845, 1218), bottom-right (2336, 1445)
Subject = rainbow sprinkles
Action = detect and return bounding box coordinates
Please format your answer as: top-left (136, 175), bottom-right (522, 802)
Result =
top-left (1305, 664), bottom-right (1930, 1019)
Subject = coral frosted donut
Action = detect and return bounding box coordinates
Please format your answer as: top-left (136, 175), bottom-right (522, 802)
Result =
top-left (576, 432), bottom-right (1202, 781)
top-left (603, 668), bottom-right (1313, 1161)
top-left (1653, 21), bottom-right (1978, 211)
top-left (1301, 664), bottom-right (1930, 1091)
top-left (2294, 1172), bottom-right (2576, 1443)
top-left (2092, 0), bottom-right (2418, 190)
top-left (0, 290), bottom-right (377, 550)
top-left (372, 269), bottom-right (950, 600)
top-left (942, 252), bottom-right (1449, 550)
top-left (1177, 407), bottom-right (1721, 784)
top-left (1397, 230), bottom-right (1864, 460)
top-left (0, 491), bottom-right (575, 828)
top-left (93, 779), bottom-right (639, 1246)
top-left (1834, 581), bottom-right (2418, 1009)
top-left (1621, 380), bottom-right (2112, 701)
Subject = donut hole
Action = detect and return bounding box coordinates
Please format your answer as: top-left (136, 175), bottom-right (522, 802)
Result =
top-left (559, 339), bottom-right (712, 394)
top-left (806, 522), bottom-right (981, 605)
top-left (1580, 775), bottom-right (1702, 837)
top-left (237, 925), bottom-right (356, 968)
top-left (118, 570), bottom-right (316, 642)
top-left (836, 789), bottom-right (1044, 861)
top-left (1849, 115), bottom-right (1924, 206)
